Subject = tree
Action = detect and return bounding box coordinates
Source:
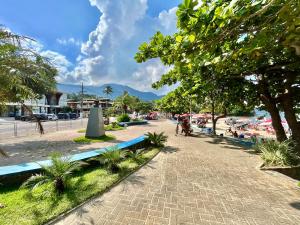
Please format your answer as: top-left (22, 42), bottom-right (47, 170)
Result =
top-left (113, 91), bottom-right (137, 114)
top-left (0, 27), bottom-right (57, 135)
top-left (135, 0), bottom-right (300, 152)
top-left (134, 101), bottom-right (155, 114)
top-left (0, 27), bottom-right (57, 107)
top-left (155, 86), bottom-right (198, 117)
top-left (67, 93), bottom-right (96, 102)
top-left (103, 85), bottom-right (113, 109)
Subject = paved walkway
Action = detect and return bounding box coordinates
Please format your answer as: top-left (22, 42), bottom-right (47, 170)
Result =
top-left (54, 120), bottom-right (300, 225)
top-left (0, 120), bottom-right (162, 166)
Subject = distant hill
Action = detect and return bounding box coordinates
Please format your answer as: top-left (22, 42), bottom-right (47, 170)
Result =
top-left (57, 83), bottom-right (162, 101)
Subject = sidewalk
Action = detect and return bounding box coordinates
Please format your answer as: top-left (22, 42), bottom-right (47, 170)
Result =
top-left (53, 120), bottom-right (300, 225)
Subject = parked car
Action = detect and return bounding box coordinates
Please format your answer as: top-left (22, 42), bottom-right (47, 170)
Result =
top-left (47, 114), bottom-right (58, 121)
top-left (20, 115), bottom-right (32, 121)
top-left (58, 113), bottom-right (70, 120)
top-left (69, 113), bottom-right (78, 120)
top-left (8, 112), bottom-right (16, 117)
top-left (32, 113), bottom-right (48, 121)
top-left (14, 115), bottom-right (21, 120)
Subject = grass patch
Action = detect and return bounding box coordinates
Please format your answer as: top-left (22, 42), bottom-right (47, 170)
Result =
top-left (0, 148), bottom-right (160, 225)
top-left (73, 134), bottom-right (116, 143)
top-left (105, 124), bottom-right (125, 131)
top-left (77, 125), bottom-right (125, 134)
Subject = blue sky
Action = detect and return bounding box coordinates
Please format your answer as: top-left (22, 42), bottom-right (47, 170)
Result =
top-left (0, 0), bottom-right (181, 94)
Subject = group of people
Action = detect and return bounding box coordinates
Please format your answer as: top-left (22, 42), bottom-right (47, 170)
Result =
top-left (196, 117), bottom-right (207, 128)
top-left (176, 115), bottom-right (192, 136)
top-left (226, 127), bottom-right (245, 139)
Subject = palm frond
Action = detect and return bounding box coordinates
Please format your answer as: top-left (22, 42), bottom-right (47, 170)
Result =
top-left (21, 152), bottom-right (84, 194)
top-left (145, 132), bottom-right (168, 147)
top-left (20, 174), bottom-right (49, 191)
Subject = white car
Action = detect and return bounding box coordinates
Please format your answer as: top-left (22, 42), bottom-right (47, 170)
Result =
top-left (47, 114), bottom-right (58, 121)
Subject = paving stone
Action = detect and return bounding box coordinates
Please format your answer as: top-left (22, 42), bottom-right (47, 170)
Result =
top-left (53, 120), bottom-right (300, 225)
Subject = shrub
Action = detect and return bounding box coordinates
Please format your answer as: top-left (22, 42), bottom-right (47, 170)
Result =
top-left (105, 124), bottom-right (124, 131)
top-left (21, 153), bottom-right (83, 194)
top-left (111, 122), bottom-right (118, 128)
top-left (256, 139), bottom-right (300, 166)
top-left (126, 149), bottom-right (144, 164)
top-left (145, 132), bottom-right (168, 147)
top-left (98, 147), bottom-right (126, 173)
top-left (117, 114), bottom-right (130, 122)
top-left (73, 135), bottom-right (115, 143)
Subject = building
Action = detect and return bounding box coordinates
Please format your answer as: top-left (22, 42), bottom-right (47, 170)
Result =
top-left (67, 98), bottom-right (113, 118)
top-left (1, 92), bottom-right (68, 117)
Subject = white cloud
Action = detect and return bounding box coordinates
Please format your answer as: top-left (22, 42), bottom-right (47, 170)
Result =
top-left (56, 37), bottom-right (82, 46)
top-left (132, 60), bottom-right (170, 87)
top-left (158, 7), bottom-right (178, 33)
top-left (22, 39), bottom-right (43, 52)
top-left (40, 50), bottom-right (72, 78)
top-left (81, 0), bottom-right (148, 56)
top-left (48, 0), bottom-right (179, 95)
top-left (131, 59), bottom-right (177, 94)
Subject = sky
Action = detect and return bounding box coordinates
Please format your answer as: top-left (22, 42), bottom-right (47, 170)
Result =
top-left (0, 0), bottom-right (182, 94)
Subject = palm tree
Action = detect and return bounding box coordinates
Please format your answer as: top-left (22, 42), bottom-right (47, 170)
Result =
top-left (145, 132), bottom-right (168, 147)
top-left (21, 153), bottom-right (83, 194)
top-left (103, 85), bottom-right (113, 109)
top-left (113, 91), bottom-right (135, 114)
top-left (98, 147), bottom-right (126, 173)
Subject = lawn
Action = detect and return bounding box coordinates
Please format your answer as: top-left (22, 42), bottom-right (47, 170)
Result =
top-left (78, 124), bottom-right (125, 133)
top-left (73, 134), bottom-right (116, 143)
top-left (0, 148), bottom-right (160, 225)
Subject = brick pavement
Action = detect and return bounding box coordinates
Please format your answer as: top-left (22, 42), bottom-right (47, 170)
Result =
top-left (53, 120), bottom-right (300, 225)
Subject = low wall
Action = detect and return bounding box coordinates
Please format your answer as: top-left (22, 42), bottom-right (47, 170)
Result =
top-left (118, 120), bottom-right (148, 127)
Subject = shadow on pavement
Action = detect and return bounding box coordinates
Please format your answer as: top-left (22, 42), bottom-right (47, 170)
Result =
top-left (162, 146), bottom-right (179, 154)
top-left (0, 138), bottom-right (125, 166)
top-left (290, 201), bottom-right (300, 210)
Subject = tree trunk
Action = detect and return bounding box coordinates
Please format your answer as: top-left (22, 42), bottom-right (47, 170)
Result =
top-left (213, 112), bottom-right (227, 135)
top-left (55, 178), bottom-right (65, 194)
top-left (281, 93), bottom-right (300, 153)
top-left (211, 101), bottom-right (216, 135)
top-left (261, 97), bottom-right (287, 142)
top-left (259, 78), bottom-right (287, 142)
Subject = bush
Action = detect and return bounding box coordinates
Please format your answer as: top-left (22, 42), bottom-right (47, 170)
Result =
top-left (255, 139), bottom-right (300, 166)
top-left (98, 147), bottom-right (126, 173)
top-left (21, 153), bottom-right (83, 194)
top-left (73, 135), bottom-right (115, 143)
top-left (126, 149), bottom-right (144, 164)
top-left (105, 123), bottom-right (124, 131)
top-left (117, 114), bottom-right (130, 122)
top-left (145, 132), bottom-right (168, 147)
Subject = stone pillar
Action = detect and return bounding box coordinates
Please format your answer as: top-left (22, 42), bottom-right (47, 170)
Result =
top-left (85, 100), bottom-right (105, 138)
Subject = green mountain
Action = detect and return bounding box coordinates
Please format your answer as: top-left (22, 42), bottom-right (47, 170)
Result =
top-left (57, 83), bottom-right (162, 101)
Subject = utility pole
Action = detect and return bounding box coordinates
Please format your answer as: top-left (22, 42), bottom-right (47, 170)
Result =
top-left (80, 82), bottom-right (84, 120)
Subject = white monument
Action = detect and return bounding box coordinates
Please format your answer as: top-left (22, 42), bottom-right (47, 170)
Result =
top-left (85, 100), bottom-right (105, 138)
